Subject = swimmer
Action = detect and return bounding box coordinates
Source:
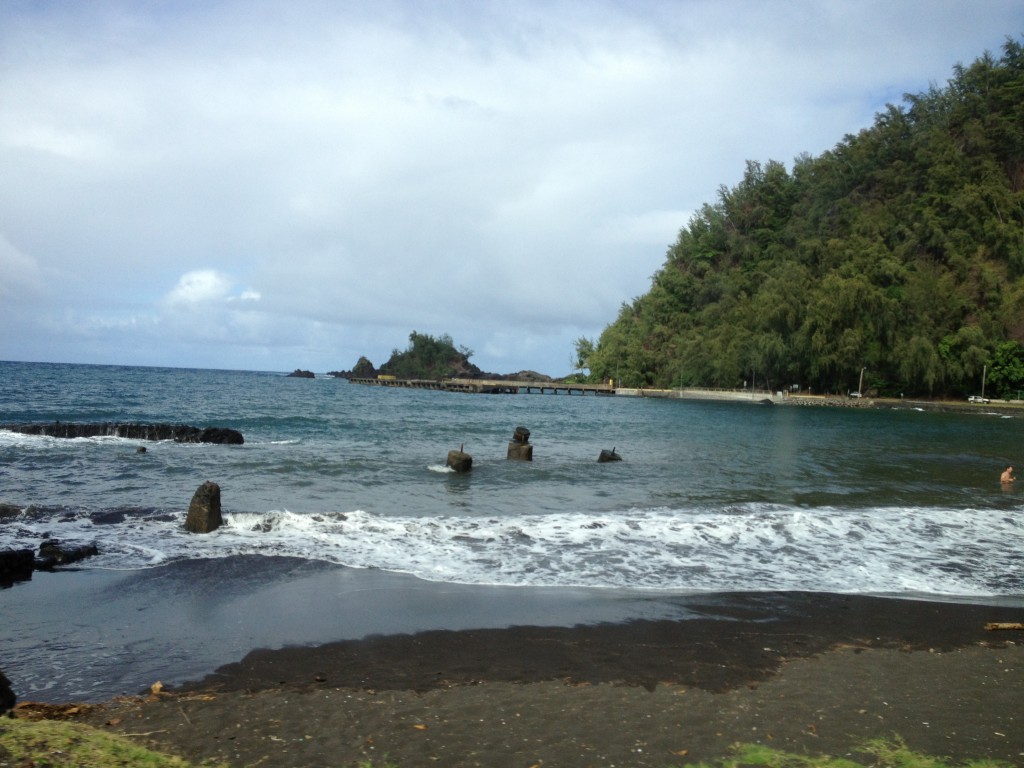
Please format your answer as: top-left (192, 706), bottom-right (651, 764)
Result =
top-left (1001, 465), bottom-right (1015, 484)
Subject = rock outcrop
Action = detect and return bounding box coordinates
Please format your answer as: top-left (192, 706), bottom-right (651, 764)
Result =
top-left (598, 448), bottom-right (623, 463)
top-left (0, 422), bottom-right (244, 444)
top-left (287, 369), bottom-right (315, 378)
top-left (185, 481), bottom-right (223, 533)
top-left (2, 540), bottom-right (100, 585)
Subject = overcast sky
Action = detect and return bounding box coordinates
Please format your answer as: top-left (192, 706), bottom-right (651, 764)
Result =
top-left (1, 1), bottom-right (1021, 376)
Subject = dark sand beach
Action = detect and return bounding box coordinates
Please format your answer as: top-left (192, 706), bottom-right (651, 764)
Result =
top-left (24, 590), bottom-right (1023, 767)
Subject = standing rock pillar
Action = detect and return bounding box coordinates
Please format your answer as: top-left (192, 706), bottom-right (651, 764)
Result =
top-left (185, 480), bottom-right (223, 533)
top-left (507, 426), bottom-right (533, 461)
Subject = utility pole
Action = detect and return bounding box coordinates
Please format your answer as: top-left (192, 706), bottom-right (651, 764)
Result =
top-left (858, 367), bottom-right (865, 396)
top-left (982, 364), bottom-right (987, 399)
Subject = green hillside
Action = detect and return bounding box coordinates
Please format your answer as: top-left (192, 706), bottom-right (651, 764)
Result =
top-left (583, 38), bottom-right (1024, 398)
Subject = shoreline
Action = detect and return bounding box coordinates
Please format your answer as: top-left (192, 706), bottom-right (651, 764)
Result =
top-left (6, 565), bottom-right (1024, 765)
top-left (4, 560), bottom-right (1024, 703)
top-left (37, 589), bottom-right (1024, 767)
top-left (175, 589), bottom-right (1024, 694)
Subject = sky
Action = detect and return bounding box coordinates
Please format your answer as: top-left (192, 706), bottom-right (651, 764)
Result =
top-left (1, 1), bottom-right (1022, 376)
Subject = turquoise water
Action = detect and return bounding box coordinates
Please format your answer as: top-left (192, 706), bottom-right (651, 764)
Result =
top-left (2, 360), bottom-right (1023, 596)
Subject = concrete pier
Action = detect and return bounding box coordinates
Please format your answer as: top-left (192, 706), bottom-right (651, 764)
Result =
top-left (349, 377), bottom-right (616, 396)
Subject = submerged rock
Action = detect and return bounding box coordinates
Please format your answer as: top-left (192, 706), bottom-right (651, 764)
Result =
top-left (598, 448), bottom-right (622, 463)
top-left (36, 539), bottom-right (99, 569)
top-left (0, 502), bottom-right (22, 520)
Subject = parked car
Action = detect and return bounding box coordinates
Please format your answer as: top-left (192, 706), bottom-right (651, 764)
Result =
top-left (848, 391), bottom-right (862, 398)
top-left (968, 395), bottom-right (990, 403)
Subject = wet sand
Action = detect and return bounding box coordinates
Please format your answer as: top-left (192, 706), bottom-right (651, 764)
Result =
top-left (55, 591), bottom-right (1024, 767)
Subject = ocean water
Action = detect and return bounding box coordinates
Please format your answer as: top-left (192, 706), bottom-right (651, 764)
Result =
top-left (3, 360), bottom-right (1023, 598)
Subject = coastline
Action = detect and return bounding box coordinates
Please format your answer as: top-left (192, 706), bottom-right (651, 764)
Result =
top-left (5, 559), bottom-right (1024, 703)
top-left (54, 589), bottom-right (1024, 767)
top-left (6, 562), bottom-right (1024, 765)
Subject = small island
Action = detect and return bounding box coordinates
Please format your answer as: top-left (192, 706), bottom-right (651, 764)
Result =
top-left (286, 369), bottom-right (315, 379)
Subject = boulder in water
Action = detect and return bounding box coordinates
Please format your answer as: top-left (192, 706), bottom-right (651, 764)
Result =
top-left (446, 447), bottom-right (473, 472)
top-left (0, 548), bottom-right (34, 586)
top-left (36, 539), bottom-right (99, 569)
top-left (185, 481), bottom-right (223, 533)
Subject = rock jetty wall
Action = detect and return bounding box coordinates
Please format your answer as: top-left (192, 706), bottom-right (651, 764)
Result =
top-left (0, 422), bottom-right (244, 444)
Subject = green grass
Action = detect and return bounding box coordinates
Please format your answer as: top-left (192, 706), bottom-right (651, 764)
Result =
top-left (688, 737), bottom-right (1014, 768)
top-left (0, 720), bottom-right (1012, 768)
top-left (0, 718), bottom-right (219, 768)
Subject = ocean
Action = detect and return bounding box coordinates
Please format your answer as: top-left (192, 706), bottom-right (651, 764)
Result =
top-left (2, 360), bottom-right (1024, 700)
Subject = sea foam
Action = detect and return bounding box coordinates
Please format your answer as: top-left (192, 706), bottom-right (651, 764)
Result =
top-left (3, 503), bottom-right (1022, 596)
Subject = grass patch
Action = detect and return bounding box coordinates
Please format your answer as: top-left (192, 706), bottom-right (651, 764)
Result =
top-left (0, 721), bottom-right (1012, 768)
top-left (688, 737), bottom-right (1014, 767)
top-left (0, 718), bottom-right (218, 767)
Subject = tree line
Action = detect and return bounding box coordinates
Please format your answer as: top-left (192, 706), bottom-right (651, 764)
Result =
top-left (579, 38), bottom-right (1024, 398)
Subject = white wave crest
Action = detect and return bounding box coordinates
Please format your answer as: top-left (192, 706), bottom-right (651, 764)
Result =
top-left (3, 503), bottom-right (1022, 597)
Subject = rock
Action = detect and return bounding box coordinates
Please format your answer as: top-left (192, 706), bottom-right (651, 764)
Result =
top-left (0, 668), bottom-right (15, 714)
top-left (0, 502), bottom-right (22, 520)
top-left (0, 548), bottom-right (34, 586)
top-left (446, 448), bottom-right (473, 472)
top-left (507, 442), bottom-right (533, 460)
top-left (287, 369), bottom-right (315, 378)
top-left (185, 481), bottom-right (223, 533)
top-left (0, 422), bottom-right (243, 444)
top-left (196, 427), bottom-right (245, 444)
top-left (507, 426), bottom-right (533, 461)
top-left (598, 448), bottom-right (622, 463)
top-left (36, 539), bottom-right (99, 569)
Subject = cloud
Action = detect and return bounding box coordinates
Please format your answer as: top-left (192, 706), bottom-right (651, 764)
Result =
top-left (0, 0), bottom-right (1021, 373)
top-left (164, 270), bottom-right (235, 306)
top-left (0, 233), bottom-right (44, 302)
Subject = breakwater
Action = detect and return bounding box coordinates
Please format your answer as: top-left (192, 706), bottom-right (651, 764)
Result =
top-left (0, 422), bottom-right (244, 444)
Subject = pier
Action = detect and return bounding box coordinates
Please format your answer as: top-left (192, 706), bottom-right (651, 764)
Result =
top-left (348, 377), bottom-right (616, 396)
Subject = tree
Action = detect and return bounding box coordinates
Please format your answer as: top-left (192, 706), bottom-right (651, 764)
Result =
top-left (573, 337), bottom-right (595, 375)
top-left (585, 38), bottom-right (1024, 397)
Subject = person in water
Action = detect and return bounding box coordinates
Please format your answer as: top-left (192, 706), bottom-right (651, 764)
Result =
top-left (1001, 465), bottom-right (1015, 484)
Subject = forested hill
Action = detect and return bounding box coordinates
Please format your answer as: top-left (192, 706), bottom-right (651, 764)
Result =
top-left (583, 38), bottom-right (1024, 398)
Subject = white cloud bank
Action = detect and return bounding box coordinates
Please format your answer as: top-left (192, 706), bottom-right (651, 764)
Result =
top-left (0, 0), bottom-right (1021, 373)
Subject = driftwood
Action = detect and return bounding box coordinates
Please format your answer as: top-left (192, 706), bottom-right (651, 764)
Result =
top-left (985, 622), bottom-right (1024, 631)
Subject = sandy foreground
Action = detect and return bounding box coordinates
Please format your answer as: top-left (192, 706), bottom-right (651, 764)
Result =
top-left (32, 592), bottom-right (1022, 767)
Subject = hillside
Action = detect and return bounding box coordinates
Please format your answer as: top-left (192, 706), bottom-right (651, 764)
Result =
top-left (583, 38), bottom-right (1024, 398)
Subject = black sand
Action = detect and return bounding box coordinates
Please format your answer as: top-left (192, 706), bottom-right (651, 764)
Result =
top-left (60, 592), bottom-right (1024, 767)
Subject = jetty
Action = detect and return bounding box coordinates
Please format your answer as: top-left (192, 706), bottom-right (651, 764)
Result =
top-left (349, 377), bottom-right (616, 396)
